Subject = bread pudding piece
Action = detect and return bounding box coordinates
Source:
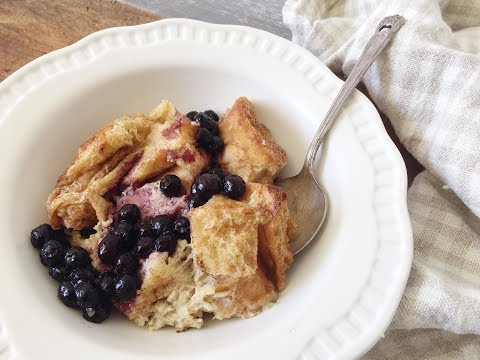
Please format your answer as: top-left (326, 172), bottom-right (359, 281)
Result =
top-left (47, 100), bottom-right (207, 230)
top-left (151, 146), bottom-right (210, 193)
top-left (190, 195), bottom-right (259, 277)
top-left (189, 194), bottom-right (277, 321)
top-left (116, 240), bottom-right (203, 330)
top-left (218, 97), bottom-right (288, 184)
top-left (120, 184), bottom-right (294, 330)
top-left (41, 97), bottom-right (294, 330)
top-left (241, 183), bottom-right (295, 291)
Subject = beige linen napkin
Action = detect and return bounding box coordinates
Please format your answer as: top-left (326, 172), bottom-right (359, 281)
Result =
top-left (283, 0), bottom-right (480, 358)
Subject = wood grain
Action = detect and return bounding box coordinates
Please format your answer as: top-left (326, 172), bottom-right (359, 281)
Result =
top-left (120, 0), bottom-right (291, 38)
top-left (0, 0), bottom-right (160, 81)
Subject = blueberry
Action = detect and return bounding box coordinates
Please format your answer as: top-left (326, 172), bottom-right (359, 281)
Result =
top-left (30, 224), bottom-right (54, 249)
top-left (49, 266), bottom-right (69, 281)
top-left (160, 175), bottom-right (182, 198)
top-left (193, 173), bottom-right (222, 200)
top-left (186, 111), bottom-right (198, 121)
top-left (197, 127), bottom-right (224, 155)
top-left (204, 110), bottom-right (219, 122)
top-left (82, 301), bottom-right (112, 323)
top-left (75, 281), bottom-right (100, 308)
top-left (208, 136), bottom-right (224, 155)
top-left (138, 223), bottom-right (153, 238)
top-left (190, 182), bottom-right (199, 195)
top-left (173, 217), bottom-right (190, 242)
top-left (53, 228), bottom-right (69, 246)
top-left (198, 117), bottom-right (219, 135)
top-left (64, 247), bottom-right (90, 269)
top-left (135, 237), bottom-right (155, 259)
top-left (195, 110), bottom-right (219, 125)
top-left (154, 234), bottom-right (177, 255)
top-left (114, 253), bottom-right (138, 275)
top-left (223, 174), bottom-right (246, 199)
top-left (80, 227), bottom-right (96, 239)
top-left (110, 222), bottom-right (135, 251)
top-left (70, 268), bottom-right (97, 287)
top-left (189, 194), bottom-right (207, 208)
top-left (118, 204), bottom-right (141, 225)
top-left (193, 112), bottom-right (204, 123)
top-left (98, 234), bottom-right (120, 265)
top-left (57, 281), bottom-right (77, 308)
top-left (207, 163), bottom-right (227, 179)
top-left (96, 272), bottom-right (116, 296)
top-left (149, 215), bottom-right (174, 236)
top-left (40, 253), bottom-right (48, 266)
top-left (40, 240), bottom-right (65, 267)
top-left (114, 274), bottom-right (138, 301)
top-left (72, 278), bottom-right (88, 289)
top-left (196, 128), bottom-right (215, 150)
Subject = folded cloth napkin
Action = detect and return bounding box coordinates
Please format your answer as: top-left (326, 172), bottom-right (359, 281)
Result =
top-left (283, 0), bottom-right (480, 358)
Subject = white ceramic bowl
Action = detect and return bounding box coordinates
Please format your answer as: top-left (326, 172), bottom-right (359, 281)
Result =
top-left (0, 19), bottom-right (412, 360)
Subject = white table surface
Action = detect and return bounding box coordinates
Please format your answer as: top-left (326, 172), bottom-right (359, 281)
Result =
top-left (120, 0), bottom-right (291, 39)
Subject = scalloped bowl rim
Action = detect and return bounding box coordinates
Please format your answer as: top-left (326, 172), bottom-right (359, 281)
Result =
top-left (0, 18), bottom-right (412, 360)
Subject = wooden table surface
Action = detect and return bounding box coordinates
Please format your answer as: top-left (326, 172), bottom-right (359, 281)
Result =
top-left (0, 0), bottom-right (160, 81)
top-left (0, 0), bottom-right (422, 184)
top-left (120, 0), bottom-right (291, 38)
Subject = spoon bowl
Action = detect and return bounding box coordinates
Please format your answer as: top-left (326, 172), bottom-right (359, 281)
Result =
top-left (277, 15), bottom-right (405, 255)
top-left (276, 165), bottom-right (327, 254)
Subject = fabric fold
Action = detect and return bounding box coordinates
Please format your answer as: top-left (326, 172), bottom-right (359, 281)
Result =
top-left (283, 0), bottom-right (480, 358)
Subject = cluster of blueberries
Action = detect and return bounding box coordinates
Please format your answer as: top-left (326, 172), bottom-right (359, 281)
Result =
top-left (187, 109), bottom-right (224, 156)
top-left (30, 223), bottom-right (116, 323)
top-left (158, 163), bottom-right (247, 210)
top-left (184, 109), bottom-right (247, 207)
top-left (30, 203), bottom-right (191, 324)
top-left (97, 204), bottom-right (190, 270)
top-left (189, 170), bottom-right (245, 208)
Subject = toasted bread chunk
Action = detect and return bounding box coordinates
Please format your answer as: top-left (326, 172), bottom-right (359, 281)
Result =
top-left (189, 196), bottom-right (259, 278)
top-left (241, 183), bottom-right (294, 290)
top-left (48, 149), bottom-right (140, 228)
top-left (196, 261), bottom-right (278, 320)
top-left (218, 97), bottom-right (287, 183)
top-left (47, 101), bottom-right (205, 229)
top-left (60, 115), bottom-right (151, 185)
top-left (187, 184), bottom-right (293, 320)
top-left (122, 114), bottom-right (198, 186)
top-left (153, 147), bottom-right (210, 193)
top-left (116, 241), bottom-right (203, 331)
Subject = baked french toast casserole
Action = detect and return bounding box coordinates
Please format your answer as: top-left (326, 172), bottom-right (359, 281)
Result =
top-left (30, 97), bottom-right (296, 330)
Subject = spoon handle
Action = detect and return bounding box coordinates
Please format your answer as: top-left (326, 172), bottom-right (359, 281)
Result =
top-left (305, 15), bottom-right (405, 170)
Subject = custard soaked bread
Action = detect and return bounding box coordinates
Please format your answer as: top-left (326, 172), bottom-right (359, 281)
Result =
top-left (218, 97), bottom-right (288, 184)
top-left (40, 97), bottom-right (294, 329)
top-left (47, 100), bottom-right (208, 230)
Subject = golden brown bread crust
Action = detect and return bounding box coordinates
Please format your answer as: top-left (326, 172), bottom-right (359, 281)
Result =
top-left (122, 114), bottom-right (199, 186)
top-left (47, 123), bottom-right (146, 229)
top-left (201, 262), bottom-right (278, 320)
top-left (185, 183), bottom-right (293, 320)
top-left (47, 101), bottom-right (205, 229)
top-left (152, 147), bottom-right (210, 193)
top-left (189, 196), bottom-right (259, 278)
top-left (218, 97), bottom-right (288, 184)
top-left (241, 183), bottom-right (294, 291)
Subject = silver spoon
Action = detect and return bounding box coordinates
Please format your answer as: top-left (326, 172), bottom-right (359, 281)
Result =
top-left (275, 15), bottom-right (405, 255)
